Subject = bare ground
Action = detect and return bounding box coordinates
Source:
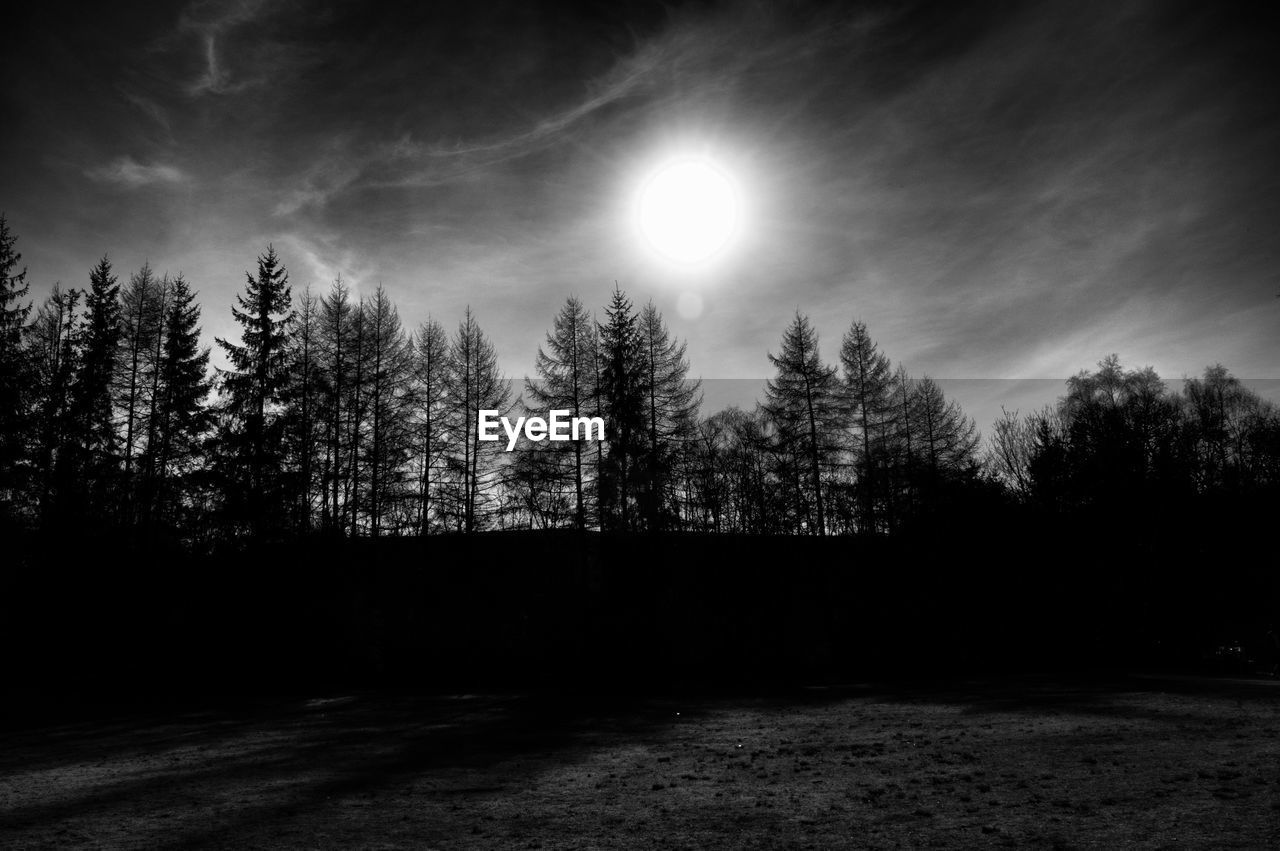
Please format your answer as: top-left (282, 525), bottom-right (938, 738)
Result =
top-left (2, 675), bottom-right (1278, 849)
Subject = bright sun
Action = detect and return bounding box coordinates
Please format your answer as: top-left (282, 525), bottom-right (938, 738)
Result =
top-left (636, 157), bottom-right (741, 266)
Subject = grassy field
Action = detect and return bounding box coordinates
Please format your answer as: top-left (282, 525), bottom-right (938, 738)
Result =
top-left (2, 675), bottom-right (1278, 849)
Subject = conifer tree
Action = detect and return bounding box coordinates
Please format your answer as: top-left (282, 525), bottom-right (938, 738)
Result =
top-left (345, 299), bottom-right (370, 533)
top-left (0, 215), bottom-right (32, 511)
top-left (29, 285), bottom-right (80, 525)
top-left (526, 295), bottom-right (598, 529)
top-left (411, 317), bottom-right (450, 534)
top-left (215, 246), bottom-right (295, 537)
top-left (116, 262), bottom-right (163, 513)
top-left (445, 307), bottom-right (509, 532)
top-left (763, 313), bottom-right (840, 535)
top-left (910, 376), bottom-right (980, 484)
top-left (597, 286), bottom-right (645, 531)
top-left (363, 284), bottom-right (413, 536)
top-left (840, 320), bottom-right (895, 532)
top-left (140, 275), bottom-right (172, 514)
top-left (283, 285), bottom-right (326, 531)
top-left (890, 363), bottom-right (920, 519)
top-left (147, 274), bottom-right (211, 525)
top-left (318, 276), bottom-right (353, 531)
top-left (636, 301), bottom-right (701, 530)
top-left (70, 256), bottom-right (123, 520)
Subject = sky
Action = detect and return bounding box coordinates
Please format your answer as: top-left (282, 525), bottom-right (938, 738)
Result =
top-left (3, 0), bottom-right (1278, 431)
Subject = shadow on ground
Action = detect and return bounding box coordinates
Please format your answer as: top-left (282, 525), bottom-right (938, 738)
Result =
top-left (2, 676), bottom-right (1278, 848)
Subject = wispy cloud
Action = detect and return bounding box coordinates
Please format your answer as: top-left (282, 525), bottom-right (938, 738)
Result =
top-left (176, 0), bottom-right (273, 96)
top-left (272, 4), bottom-right (885, 215)
top-left (272, 52), bottom-right (665, 215)
top-left (86, 156), bottom-right (187, 187)
top-left (272, 141), bottom-right (366, 216)
top-left (118, 88), bottom-right (173, 137)
top-left (276, 230), bottom-right (374, 295)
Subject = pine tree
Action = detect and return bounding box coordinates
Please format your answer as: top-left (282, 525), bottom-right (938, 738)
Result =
top-left (597, 286), bottom-right (645, 531)
top-left (140, 275), bottom-right (172, 520)
top-left (29, 285), bottom-right (81, 527)
top-left (411, 317), bottom-right (450, 534)
top-left (763, 313), bottom-right (840, 535)
top-left (147, 274), bottom-right (211, 526)
top-left (363, 284), bottom-right (413, 536)
top-left (345, 299), bottom-right (369, 534)
top-left (840, 320), bottom-right (895, 533)
top-left (444, 307), bottom-right (509, 533)
top-left (525, 296), bottom-right (598, 529)
top-left (215, 246), bottom-right (295, 537)
top-left (910, 376), bottom-right (980, 485)
top-left (0, 215), bottom-right (32, 513)
top-left (890, 364), bottom-right (920, 520)
top-left (70, 255), bottom-right (123, 521)
top-left (318, 276), bottom-right (353, 532)
top-left (636, 301), bottom-right (701, 530)
top-left (283, 285), bottom-right (326, 532)
top-left (116, 262), bottom-right (164, 517)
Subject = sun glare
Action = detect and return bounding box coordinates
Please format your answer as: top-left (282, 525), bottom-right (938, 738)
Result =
top-left (636, 157), bottom-right (741, 266)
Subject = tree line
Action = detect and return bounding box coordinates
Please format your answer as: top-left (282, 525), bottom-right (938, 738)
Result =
top-left (1, 215), bottom-right (1277, 543)
top-left (988, 355), bottom-right (1280, 522)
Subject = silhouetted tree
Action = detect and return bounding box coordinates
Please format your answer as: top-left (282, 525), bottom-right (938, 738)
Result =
top-left (685, 407), bottom-right (734, 532)
top-left (344, 300), bottom-right (370, 533)
top-left (1026, 406), bottom-right (1070, 511)
top-left (726, 406), bottom-right (785, 532)
top-left (525, 295), bottom-right (598, 529)
top-left (889, 364), bottom-right (919, 519)
top-left (29, 285), bottom-right (80, 526)
top-left (989, 357), bottom-right (1280, 533)
top-left (68, 256), bottom-right (122, 522)
top-left (0, 215), bottom-right (32, 514)
top-left (1059, 355), bottom-right (1182, 512)
top-left (116, 262), bottom-right (164, 520)
top-left (988, 406), bottom-right (1037, 499)
top-left (411, 316), bottom-right (450, 534)
top-left (283, 285), bottom-right (327, 532)
top-left (318, 276), bottom-right (354, 532)
top-left (444, 307), bottom-right (509, 532)
top-left (145, 273), bottom-right (211, 528)
top-left (1183, 364), bottom-right (1267, 493)
top-left (840, 319), bottom-right (894, 533)
top-left (502, 422), bottom-right (571, 529)
top-left (139, 274), bottom-right (172, 521)
top-left (763, 313), bottom-right (840, 535)
top-left (910, 377), bottom-right (980, 481)
top-left (8, 202), bottom-right (1274, 552)
top-left (215, 246), bottom-right (294, 537)
top-left (636, 301), bottom-right (701, 530)
top-left (597, 286), bottom-right (645, 531)
top-left (362, 285), bottom-right (413, 535)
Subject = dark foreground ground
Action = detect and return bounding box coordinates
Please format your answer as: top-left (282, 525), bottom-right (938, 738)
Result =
top-left (2, 674), bottom-right (1278, 849)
